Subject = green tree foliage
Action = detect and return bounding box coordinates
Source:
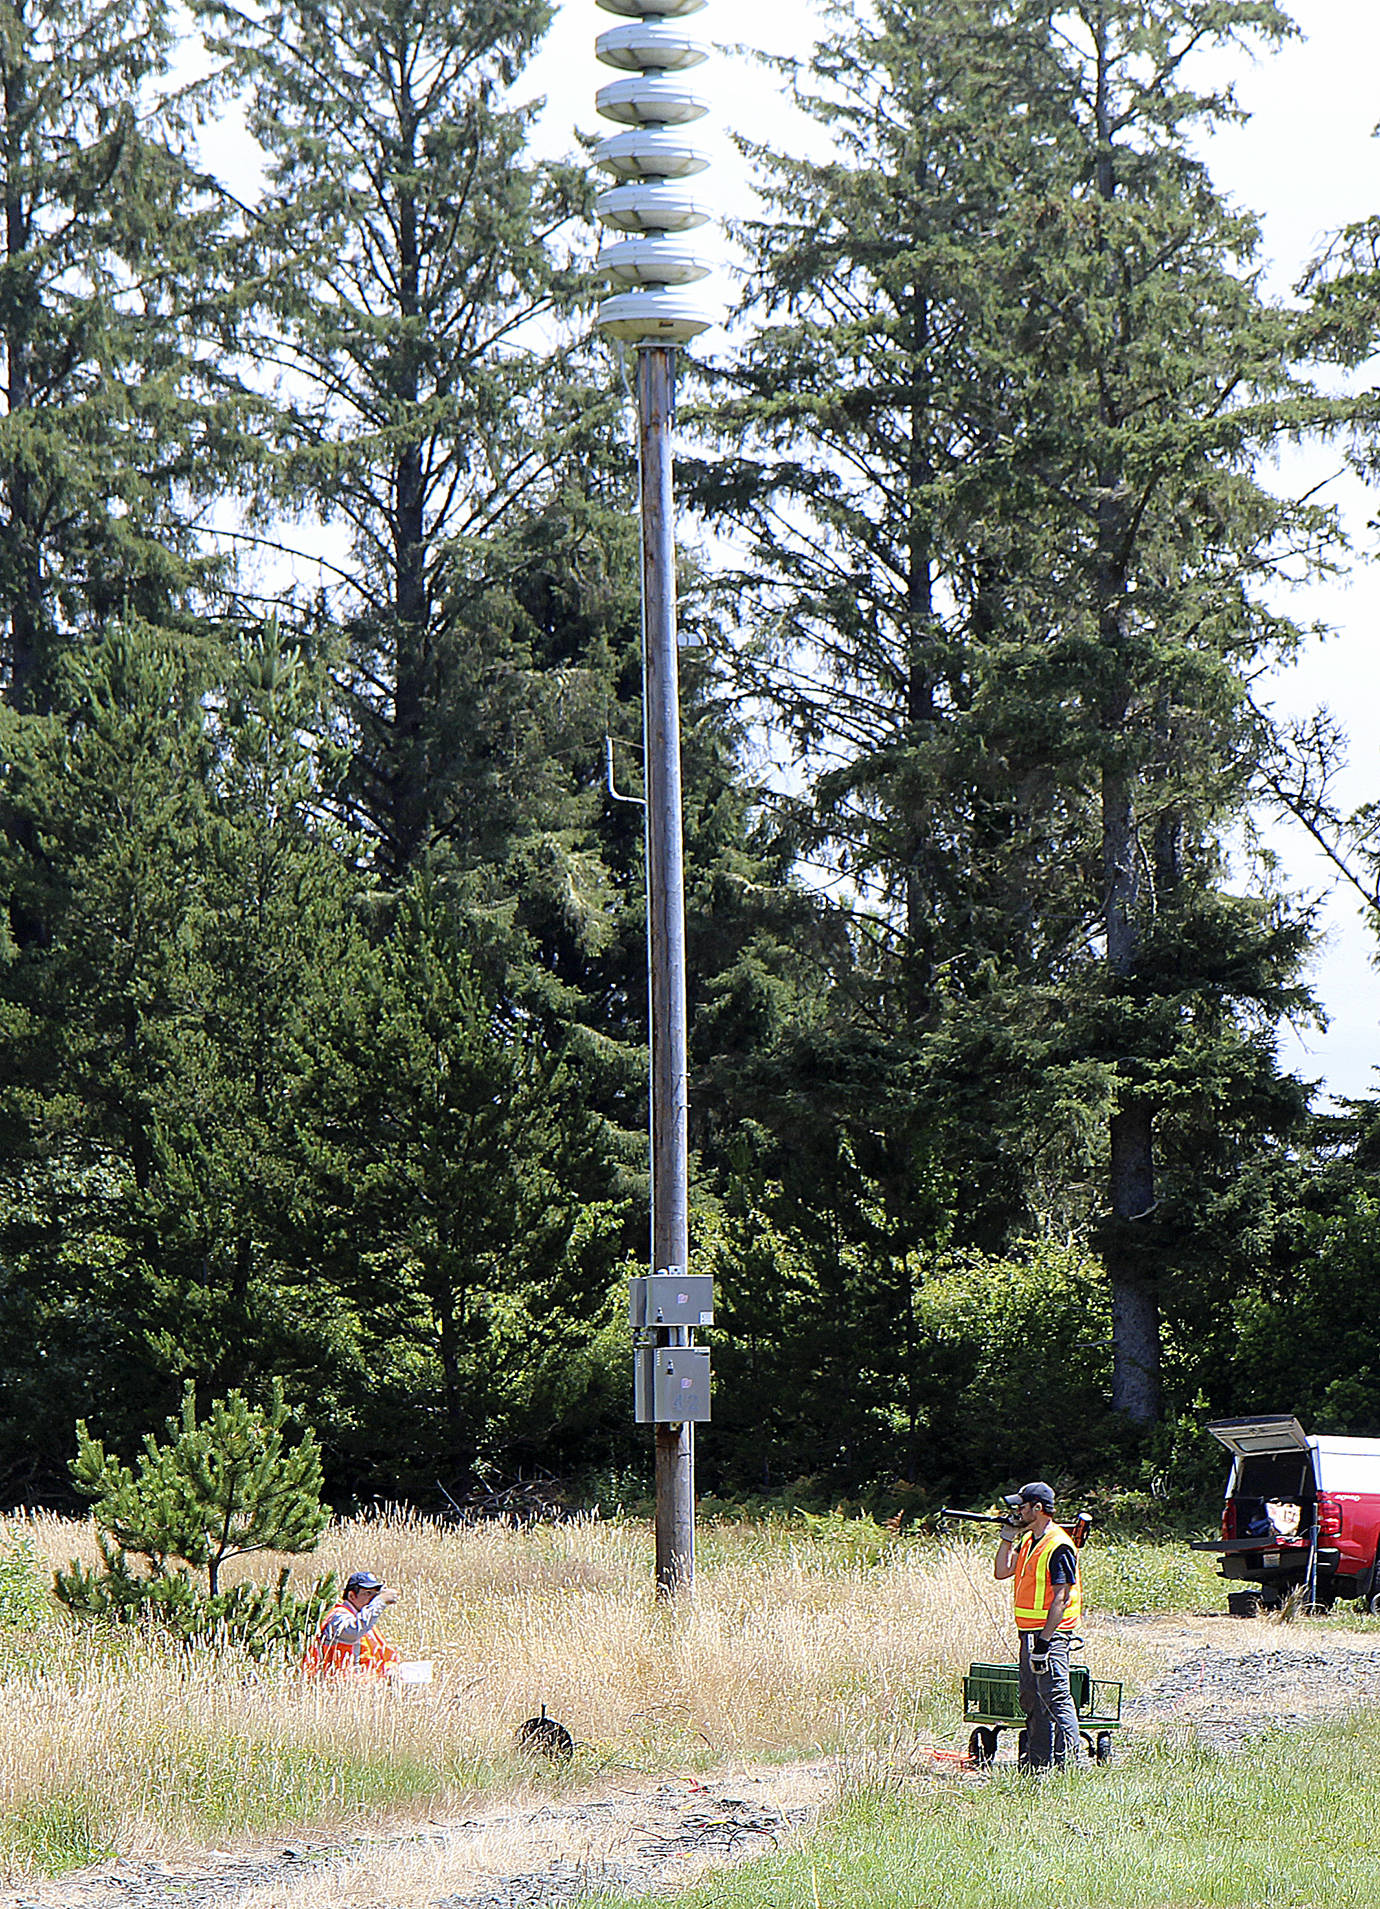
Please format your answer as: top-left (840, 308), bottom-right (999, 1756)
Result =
top-left (56, 1382), bottom-right (335, 1654)
top-left (0, 0), bottom-right (1369, 1505)
top-left (0, 0), bottom-right (238, 711)
top-left (0, 621), bottom-right (370, 1477)
top-left (704, 1164), bottom-right (1119, 1494)
top-left (192, 0), bottom-right (622, 901)
top-left (998, 0), bottom-right (1331, 1423)
top-left (67, 1380), bottom-right (328, 1594)
top-left (694, 0), bottom-right (1334, 1432)
top-left (285, 887), bottom-right (628, 1489)
top-left (0, 616), bottom-right (631, 1494)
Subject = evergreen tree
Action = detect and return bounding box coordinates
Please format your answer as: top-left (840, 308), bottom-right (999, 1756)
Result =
top-left (999, 0), bottom-right (1329, 1419)
top-left (0, 0), bottom-right (235, 711)
top-left (191, 0), bottom-right (622, 900)
top-left (69, 1380), bottom-right (328, 1594)
top-left (285, 887), bottom-right (627, 1490)
top-left (697, 0), bottom-right (1334, 1425)
top-left (0, 618), bottom-right (636, 1492)
top-left (0, 621), bottom-right (371, 1477)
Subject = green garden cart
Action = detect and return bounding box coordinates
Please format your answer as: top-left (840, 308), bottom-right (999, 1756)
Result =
top-left (962, 1658), bottom-right (1122, 1766)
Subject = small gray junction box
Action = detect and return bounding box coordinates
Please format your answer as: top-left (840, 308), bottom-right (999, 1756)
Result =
top-left (634, 1346), bottom-right (711, 1423)
top-left (628, 1273), bottom-right (715, 1330)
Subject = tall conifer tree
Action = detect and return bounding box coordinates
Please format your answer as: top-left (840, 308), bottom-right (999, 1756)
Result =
top-left (192, 0), bottom-right (623, 905)
top-left (702, 0), bottom-right (1333, 1424)
top-left (0, 0), bottom-right (230, 710)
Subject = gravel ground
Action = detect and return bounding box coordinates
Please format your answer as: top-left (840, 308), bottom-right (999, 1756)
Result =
top-left (13, 1765), bottom-right (837, 1909)
top-left (1125, 1641), bottom-right (1380, 1749)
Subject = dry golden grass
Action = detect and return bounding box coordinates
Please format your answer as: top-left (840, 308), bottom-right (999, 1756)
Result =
top-left (0, 1510), bottom-right (1150, 1878)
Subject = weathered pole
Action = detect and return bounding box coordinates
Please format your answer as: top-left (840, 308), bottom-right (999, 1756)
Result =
top-left (638, 343), bottom-right (694, 1595)
top-left (593, 0), bottom-right (716, 1602)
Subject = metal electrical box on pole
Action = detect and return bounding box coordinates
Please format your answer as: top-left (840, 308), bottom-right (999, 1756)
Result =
top-left (593, 0), bottom-right (718, 1604)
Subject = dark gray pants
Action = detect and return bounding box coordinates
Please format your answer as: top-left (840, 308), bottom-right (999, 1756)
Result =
top-left (1018, 1632), bottom-right (1081, 1768)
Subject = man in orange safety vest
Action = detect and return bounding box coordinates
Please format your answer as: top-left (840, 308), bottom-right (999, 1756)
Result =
top-left (993, 1481), bottom-right (1082, 1768)
top-left (303, 1570), bottom-right (402, 1677)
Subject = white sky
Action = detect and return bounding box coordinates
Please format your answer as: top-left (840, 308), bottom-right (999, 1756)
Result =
top-left (520, 0), bottom-right (1380, 1104)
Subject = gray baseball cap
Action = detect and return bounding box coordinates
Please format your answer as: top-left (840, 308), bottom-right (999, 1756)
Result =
top-left (1004, 1481), bottom-right (1056, 1512)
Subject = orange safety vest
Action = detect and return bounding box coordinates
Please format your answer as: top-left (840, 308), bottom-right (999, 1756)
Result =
top-left (302, 1601), bottom-right (402, 1677)
top-left (1012, 1523), bottom-right (1082, 1632)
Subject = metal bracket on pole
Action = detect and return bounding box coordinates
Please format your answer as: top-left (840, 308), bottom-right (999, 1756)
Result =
top-left (605, 735), bottom-right (646, 807)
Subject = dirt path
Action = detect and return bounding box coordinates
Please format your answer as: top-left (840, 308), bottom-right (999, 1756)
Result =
top-left (16, 1616), bottom-right (1380, 1909)
top-left (12, 1761), bottom-right (838, 1909)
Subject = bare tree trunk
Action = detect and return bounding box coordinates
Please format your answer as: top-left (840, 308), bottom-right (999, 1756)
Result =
top-left (3, 64), bottom-right (39, 708)
top-left (1108, 1102), bottom-right (1159, 1421)
top-left (385, 71), bottom-right (431, 879)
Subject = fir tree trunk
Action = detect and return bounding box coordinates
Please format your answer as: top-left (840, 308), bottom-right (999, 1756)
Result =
top-left (2, 63), bottom-right (37, 707)
top-left (903, 274), bottom-right (935, 1002)
top-left (388, 83), bottom-right (430, 880)
top-left (1093, 9), bottom-right (1161, 1426)
top-left (1102, 743), bottom-right (1160, 1422)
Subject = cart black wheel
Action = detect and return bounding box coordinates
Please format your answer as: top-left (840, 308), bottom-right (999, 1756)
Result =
top-left (1367, 1591), bottom-right (1380, 1617)
top-left (968, 1727), bottom-right (997, 1767)
top-left (1095, 1732), bottom-right (1113, 1765)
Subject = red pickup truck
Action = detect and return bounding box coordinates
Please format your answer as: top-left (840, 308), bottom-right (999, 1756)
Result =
top-left (1193, 1415), bottom-right (1380, 1612)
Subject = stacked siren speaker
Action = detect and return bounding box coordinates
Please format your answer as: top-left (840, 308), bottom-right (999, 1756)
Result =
top-left (594, 0), bottom-right (717, 344)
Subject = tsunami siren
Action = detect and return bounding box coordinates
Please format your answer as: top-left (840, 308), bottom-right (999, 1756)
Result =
top-left (594, 0), bottom-right (718, 345)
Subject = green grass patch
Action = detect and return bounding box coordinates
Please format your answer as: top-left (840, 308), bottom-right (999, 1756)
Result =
top-left (0, 1794), bottom-right (118, 1875)
top-left (2, 1734), bottom-right (502, 1875)
top-left (590, 1718), bottom-right (1380, 1909)
top-left (1079, 1538), bottom-right (1224, 1614)
top-left (144, 1732), bottom-right (446, 1832)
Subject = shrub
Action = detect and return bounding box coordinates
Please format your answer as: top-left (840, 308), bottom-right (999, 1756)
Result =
top-left (0, 1527), bottom-right (52, 1626)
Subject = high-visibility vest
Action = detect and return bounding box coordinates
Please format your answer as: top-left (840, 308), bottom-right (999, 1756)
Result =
top-left (301, 1602), bottom-right (402, 1677)
top-left (1012, 1523), bottom-right (1082, 1632)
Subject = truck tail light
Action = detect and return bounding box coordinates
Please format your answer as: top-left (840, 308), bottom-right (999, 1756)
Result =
top-left (1317, 1493), bottom-right (1342, 1539)
top-left (1221, 1501), bottom-right (1236, 1540)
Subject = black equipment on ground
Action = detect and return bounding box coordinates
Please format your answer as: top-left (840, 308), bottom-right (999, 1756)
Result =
top-left (516, 1704), bottom-right (574, 1761)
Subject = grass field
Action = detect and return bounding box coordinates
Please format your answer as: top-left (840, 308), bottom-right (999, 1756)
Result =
top-left (0, 1508), bottom-right (1362, 1900)
top-left (591, 1722), bottom-right (1380, 1909)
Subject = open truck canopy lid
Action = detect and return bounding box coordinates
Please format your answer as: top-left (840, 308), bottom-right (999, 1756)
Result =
top-left (1207, 1414), bottom-right (1310, 1457)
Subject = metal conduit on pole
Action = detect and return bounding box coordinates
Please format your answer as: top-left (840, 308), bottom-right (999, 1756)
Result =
top-left (593, 0), bottom-right (718, 1601)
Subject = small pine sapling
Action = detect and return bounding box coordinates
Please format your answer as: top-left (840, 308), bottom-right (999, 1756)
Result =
top-left (57, 1383), bottom-right (334, 1649)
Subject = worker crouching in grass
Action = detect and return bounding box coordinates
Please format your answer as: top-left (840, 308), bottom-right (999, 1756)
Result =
top-left (994, 1481), bottom-right (1082, 1769)
top-left (302, 1570), bottom-right (402, 1677)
